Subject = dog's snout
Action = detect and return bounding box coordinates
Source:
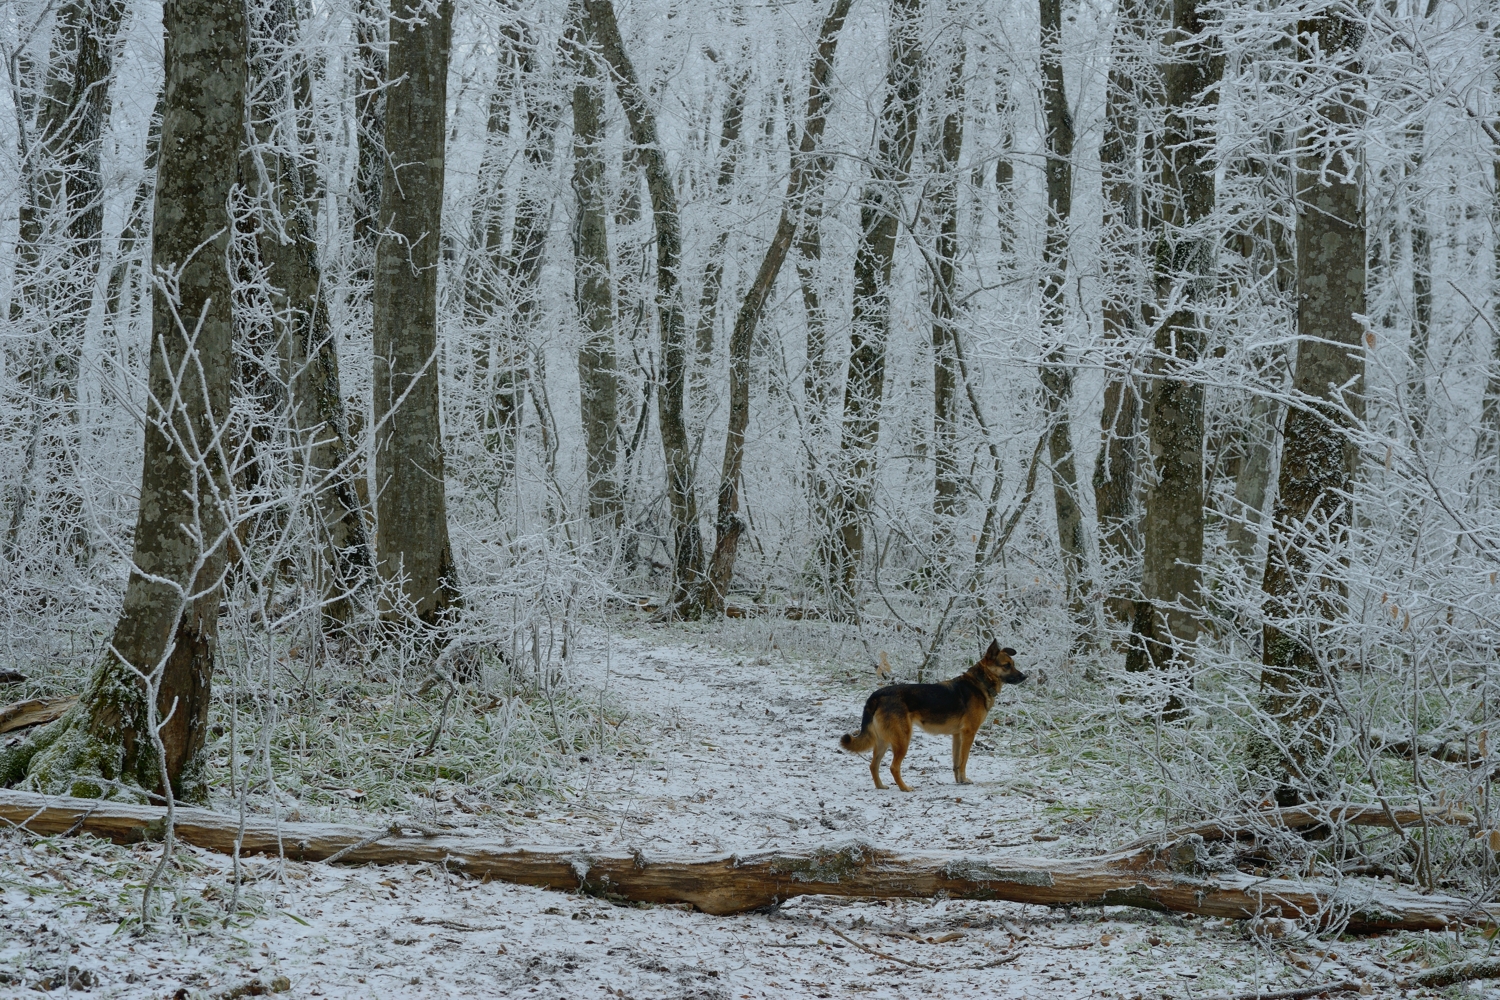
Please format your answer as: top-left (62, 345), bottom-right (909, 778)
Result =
top-left (1011, 671), bottom-right (1028, 684)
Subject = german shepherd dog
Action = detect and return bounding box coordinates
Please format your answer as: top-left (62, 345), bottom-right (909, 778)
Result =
top-left (839, 640), bottom-right (1025, 791)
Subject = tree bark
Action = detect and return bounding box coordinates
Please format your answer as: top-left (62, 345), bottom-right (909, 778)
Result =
top-left (567, 11), bottom-right (621, 528)
top-left (825, 0), bottom-right (924, 614)
top-left (1251, 10), bottom-right (1366, 806)
top-left (0, 789), bottom-right (1483, 931)
top-left (582, 0), bottom-right (704, 615)
top-left (1405, 121), bottom-right (1432, 443)
top-left (250, 0), bottom-right (370, 627)
top-left (705, 0), bottom-right (855, 611)
top-left (929, 39), bottom-right (966, 582)
top-left (1093, 0), bottom-right (1147, 629)
top-left (1, 0), bottom-right (246, 800)
top-left (1038, 0), bottom-right (1094, 642)
top-left (351, 0), bottom-right (387, 266)
top-left (1127, 0), bottom-right (1219, 682)
top-left (372, 0), bottom-right (460, 626)
top-left (3, 0), bottom-right (127, 563)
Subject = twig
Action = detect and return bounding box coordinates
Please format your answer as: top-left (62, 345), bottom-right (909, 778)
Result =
top-left (320, 825), bottom-right (397, 866)
top-left (60, 801), bottom-right (98, 838)
top-left (818, 922), bottom-right (941, 970)
top-left (1199, 980), bottom-right (1360, 1000)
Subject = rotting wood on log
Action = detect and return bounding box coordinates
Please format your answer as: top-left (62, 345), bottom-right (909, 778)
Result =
top-left (0, 790), bottom-right (1491, 929)
top-left (0, 697), bottom-right (77, 734)
top-left (1120, 803), bottom-right (1476, 851)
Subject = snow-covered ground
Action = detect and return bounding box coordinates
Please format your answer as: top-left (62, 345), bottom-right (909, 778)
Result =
top-left (4, 629), bottom-right (1497, 997)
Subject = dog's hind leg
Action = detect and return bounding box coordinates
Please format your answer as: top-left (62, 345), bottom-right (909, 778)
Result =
top-left (889, 724), bottom-right (913, 792)
top-left (869, 740), bottom-right (888, 790)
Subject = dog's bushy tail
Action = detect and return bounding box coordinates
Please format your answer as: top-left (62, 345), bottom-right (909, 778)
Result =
top-left (839, 703), bottom-right (876, 752)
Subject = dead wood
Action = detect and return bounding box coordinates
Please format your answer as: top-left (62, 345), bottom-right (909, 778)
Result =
top-left (0, 790), bottom-right (1491, 929)
top-left (1372, 730), bottom-right (1491, 768)
top-left (0, 697), bottom-right (76, 734)
top-left (1203, 981), bottom-right (1361, 1000)
top-left (1121, 803), bottom-right (1475, 851)
top-left (1403, 957), bottom-right (1500, 987)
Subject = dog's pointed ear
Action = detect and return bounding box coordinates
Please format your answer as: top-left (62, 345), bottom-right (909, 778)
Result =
top-left (984, 638), bottom-right (1002, 660)
top-left (1003, 647), bottom-right (1017, 657)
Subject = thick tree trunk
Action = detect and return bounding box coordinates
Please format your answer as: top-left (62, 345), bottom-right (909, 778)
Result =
top-left (0, 789), bottom-right (1482, 931)
top-left (825, 0), bottom-right (923, 614)
top-left (705, 0), bottom-right (855, 611)
top-left (567, 13), bottom-right (621, 528)
top-left (1093, 0), bottom-right (1146, 629)
top-left (251, 0), bottom-right (370, 627)
top-left (1251, 11), bottom-right (1366, 806)
top-left (929, 41), bottom-right (966, 581)
top-left (1038, 0), bottom-right (1094, 642)
top-left (1127, 0), bottom-right (1218, 682)
top-left (1227, 392), bottom-right (1279, 566)
top-left (582, 0), bottom-right (705, 615)
top-left (1406, 122), bottom-right (1432, 443)
top-left (1482, 154), bottom-right (1500, 469)
top-left (372, 0), bottom-right (460, 626)
top-left (1, 0), bottom-right (246, 800)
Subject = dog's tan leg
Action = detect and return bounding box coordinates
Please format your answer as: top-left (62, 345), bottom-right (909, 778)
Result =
top-left (956, 725), bottom-right (978, 784)
top-left (890, 727), bottom-right (913, 792)
top-left (870, 740), bottom-right (888, 790)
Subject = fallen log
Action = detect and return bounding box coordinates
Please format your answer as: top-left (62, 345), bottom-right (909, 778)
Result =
top-left (0, 697), bottom-right (76, 734)
top-left (1, 791), bottom-right (1490, 929)
top-left (1121, 803), bottom-right (1475, 851)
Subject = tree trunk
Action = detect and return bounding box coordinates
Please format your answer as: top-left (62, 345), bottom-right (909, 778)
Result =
top-left (567, 12), bottom-right (621, 528)
top-left (1, 0), bottom-right (246, 800)
top-left (704, 0), bottom-right (855, 611)
top-left (1093, 0), bottom-right (1146, 629)
top-left (825, 0), bottom-right (924, 614)
top-left (0, 789), bottom-right (1481, 932)
top-left (1127, 0), bottom-right (1218, 683)
top-left (351, 0), bottom-right (387, 266)
top-left (582, 0), bottom-right (704, 615)
top-left (1226, 392), bottom-right (1279, 566)
top-left (1038, 0), bottom-right (1094, 642)
top-left (689, 71), bottom-right (749, 438)
top-left (1482, 153), bottom-right (1500, 469)
top-left (1406, 122), bottom-right (1431, 443)
top-left (250, 0), bottom-right (370, 627)
top-left (929, 40), bottom-right (966, 582)
top-left (1251, 11), bottom-right (1366, 806)
top-left (3, 0), bottom-right (127, 563)
top-left (372, 0), bottom-right (460, 626)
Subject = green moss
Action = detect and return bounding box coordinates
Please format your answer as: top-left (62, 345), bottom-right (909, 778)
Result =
top-left (768, 843), bottom-right (872, 884)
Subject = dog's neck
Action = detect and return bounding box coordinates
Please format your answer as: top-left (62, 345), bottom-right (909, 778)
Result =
top-left (964, 662), bottom-right (1000, 704)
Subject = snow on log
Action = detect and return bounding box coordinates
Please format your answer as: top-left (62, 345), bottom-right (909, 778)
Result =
top-left (0, 789), bottom-right (1489, 929)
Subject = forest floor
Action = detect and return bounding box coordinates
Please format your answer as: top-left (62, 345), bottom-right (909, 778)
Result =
top-left (4, 618), bottom-right (1499, 998)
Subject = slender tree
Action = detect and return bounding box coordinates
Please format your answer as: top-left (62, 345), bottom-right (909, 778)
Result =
top-left (567, 7), bottom-right (621, 527)
top-left (825, 0), bottom-right (923, 613)
top-left (2, 0), bottom-right (247, 797)
top-left (929, 36), bottom-right (967, 579)
top-left (1250, 8), bottom-right (1366, 804)
top-left (372, 0), bottom-right (460, 626)
top-left (706, 0), bottom-right (856, 610)
top-left (1038, 0), bottom-right (1094, 640)
top-left (582, 0), bottom-right (705, 615)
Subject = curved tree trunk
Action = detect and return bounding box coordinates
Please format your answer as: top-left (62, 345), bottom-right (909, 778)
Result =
top-left (1250, 10), bottom-right (1366, 805)
top-left (1126, 0), bottom-right (1219, 689)
top-left (705, 0), bottom-right (856, 611)
top-left (2, 0), bottom-right (246, 800)
top-left (582, 0), bottom-right (705, 615)
top-left (372, 0), bottom-right (460, 626)
top-left (824, 0), bottom-right (924, 615)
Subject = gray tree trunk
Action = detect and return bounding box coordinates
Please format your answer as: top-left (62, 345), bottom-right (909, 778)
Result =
top-left (582, 0), bottom-right (705, 615)
top-left (351, 0), bottom-right (387, 266)
top-left (1127, 0), bottom-right (1219, 682)
top-left (929, 40), bottom-right (966, 581)
top-left (1482, 154), bottom-right (1500, 468)
top-left (567, 10), bottom-right (621, 528)
top-left (1406, 122), bottom-right (1432, 442)
top-left (250, 0), bottom-right (370, 627)
top-left (3, 0), bottom-right (127, 562)
top-left (372, 0), bottom-right (460, 626)
top-left (3, 0), bottom-right (246, 798)
top-left (1251, 10), bottom-right (1366, 806)
top-left (1093, 0), bottom-right (1146, 629)
top-left (1038, 0), bottom-right (1094, 641)
top-left (825, 0), bottom-right (923, 614)
top-left (706, 0), bottom-right (855, 611)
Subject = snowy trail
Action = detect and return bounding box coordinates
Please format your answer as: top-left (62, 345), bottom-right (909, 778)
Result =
top-left (0, 632), bottom-right (1453, 998)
